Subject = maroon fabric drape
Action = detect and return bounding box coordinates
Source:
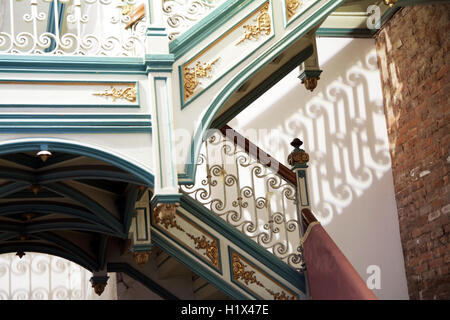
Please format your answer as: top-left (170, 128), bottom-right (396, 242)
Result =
top-left (303, 224), bottom-right (378, 300)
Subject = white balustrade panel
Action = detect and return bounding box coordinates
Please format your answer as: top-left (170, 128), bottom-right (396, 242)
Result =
top-left (0, 0), bottom-right (147, 56)
top-left (163, 0), bottom-right (227, 41)
top-left (0, 253), bottom-right (117, 300)
top-left (181, 131), bottom-right (304, 271)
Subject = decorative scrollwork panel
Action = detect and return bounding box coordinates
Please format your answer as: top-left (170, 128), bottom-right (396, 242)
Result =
top-left (0, 253), bottom-right (116, 300)
top-left (162, 0), bottom-right (227, 41)
top-left (0, 0), bottom-right (147, 56)
top-left (180, 130), bottom-right (304, 271)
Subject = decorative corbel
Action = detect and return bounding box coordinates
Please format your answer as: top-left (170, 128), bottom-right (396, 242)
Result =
top-left (298, 32), bottom-right (322, 92)
top-left (90, 273), bottom-right (109, 296)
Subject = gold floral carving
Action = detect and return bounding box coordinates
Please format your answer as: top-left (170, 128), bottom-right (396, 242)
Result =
top-left (183, 58), bottom-right (220, 100)
top-left (187, 234), bottom-right (220, 268)
top-left (153, 204), bottom-right (184, 232)
top-left (231, 252), bottom-right (296, 300)
top-left (154, 207), bottom-right (220, 268)
top-left (93, 86), bottom-right (136, 102)
top-left (236, 3), bottom-right (271, 45)
top-left (286, 0), bottom-right (301, 20)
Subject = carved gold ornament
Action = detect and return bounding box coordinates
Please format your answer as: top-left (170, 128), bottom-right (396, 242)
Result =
top-left (231, 252), bottom-right (296, 300)
top-left (133, 251), bottom-right (151, 265)
top-left (187, 234), bottom-right (220, 268)
top-left (236, 3), bottom-right (271, 45)
top-left (183, 58), bottom-right (220, 100)
top-left (153, 203), bottom-right (182, 231)
top-left (93, 86), bottom-right (137, 102)
top-left (154, 207), bottom-right (220, 267)
top-left (286, 0), bottom-right (301, 20)
top-left (302, 77), bottom-right (319, 92)
top-left (92, 283), bottom-right (107, 296)
top-left (383, 0), bottom-right (397, 7)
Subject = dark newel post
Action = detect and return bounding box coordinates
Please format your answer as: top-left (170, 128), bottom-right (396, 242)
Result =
top-left (288, 138), bottom-right (311, 299)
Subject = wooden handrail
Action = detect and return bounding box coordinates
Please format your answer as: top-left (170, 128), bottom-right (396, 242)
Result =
top-left (125, 4), bottom-right (146, 29)
top-left (301, 208), bottom-right (318, 228)
top-left (219, 125), bottom-right (297, 185)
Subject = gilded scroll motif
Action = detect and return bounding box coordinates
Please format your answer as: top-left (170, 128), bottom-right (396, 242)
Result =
top-left (286, 0), bottom-right (301, 20)
top-left (93, 86), bottom-right (136, 102)
top-left (231, 251), bottom-right (297, 300)
top-left (183, 58), bottom-right (220, 100)
top-left (154, 209), bottom-right (220, 268)
top-left (236, 3), bottom-right (271, 45)
top-left (187, 234), bottom-right (220, 268)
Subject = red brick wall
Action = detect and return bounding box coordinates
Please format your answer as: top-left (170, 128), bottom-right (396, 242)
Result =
top-left (375, 4), bottom-right (449, 299)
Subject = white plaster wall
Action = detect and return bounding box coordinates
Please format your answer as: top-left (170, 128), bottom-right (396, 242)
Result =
top-left (229, 37), bottom-right (409, 300)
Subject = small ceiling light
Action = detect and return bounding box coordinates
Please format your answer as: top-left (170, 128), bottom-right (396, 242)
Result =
top-left (36, 150), bottom-right (52, 162)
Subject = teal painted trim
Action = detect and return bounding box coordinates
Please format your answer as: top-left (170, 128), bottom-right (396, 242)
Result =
top-left (145, 54), bottom-right (175, 73)
top-left (228, 247), bottom-right (301, 300)
top-left (146, 32), bottom-right (168, 37)
top-left (44, 182), bottom-right (124, 234)
top-left (0, 55), bottom-right (147, 74)
top-left (0, 121), bottom-right (150, 127)
top-left (150, 205), bottom-right (223, 275)
top-left (0, 127), bottom-right (152, 134)
top-left (147, 27), bottom-right (166, 32)
top-left (0, 139), bottom-right (155, 187)
top-left (152, 231), bottom-right (248, 300)
top-left (169, 0), bottom-right (255, 60)
top-left (180, 194), bottom-right (306, 293)
top-left (179, 1), bottom-right (276, 110)
top-left (0, 79), bottom-right (140, 108)
top-left (0, 202), bottom-right (117, 230)
top-left (283, 0), bottom-right (321, 28)
top-left (0, 243), bottom-right (98, 272)
top-left (210, 45), bottom-right (313, 130)
top-left (0, 221), bottom-right (122, 238)
top-left (133, 244), bottom-right (153, 251)
top-left (0, 114), bottom-right (151, 120)
top-left (34, 232), bottom-right (99, 272)
top-left (180, 0), bottom-right (345, 183)
top-left (316, 27), bottom-right (375, 38)
top-left (107, 262), bottom-right (180, 300)
top-left (0, 181), bottom-right (29, 198)
top-left (151, 193), bottom-right (182, 205)
top-left (298, 69), bottom-right (322, 80)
